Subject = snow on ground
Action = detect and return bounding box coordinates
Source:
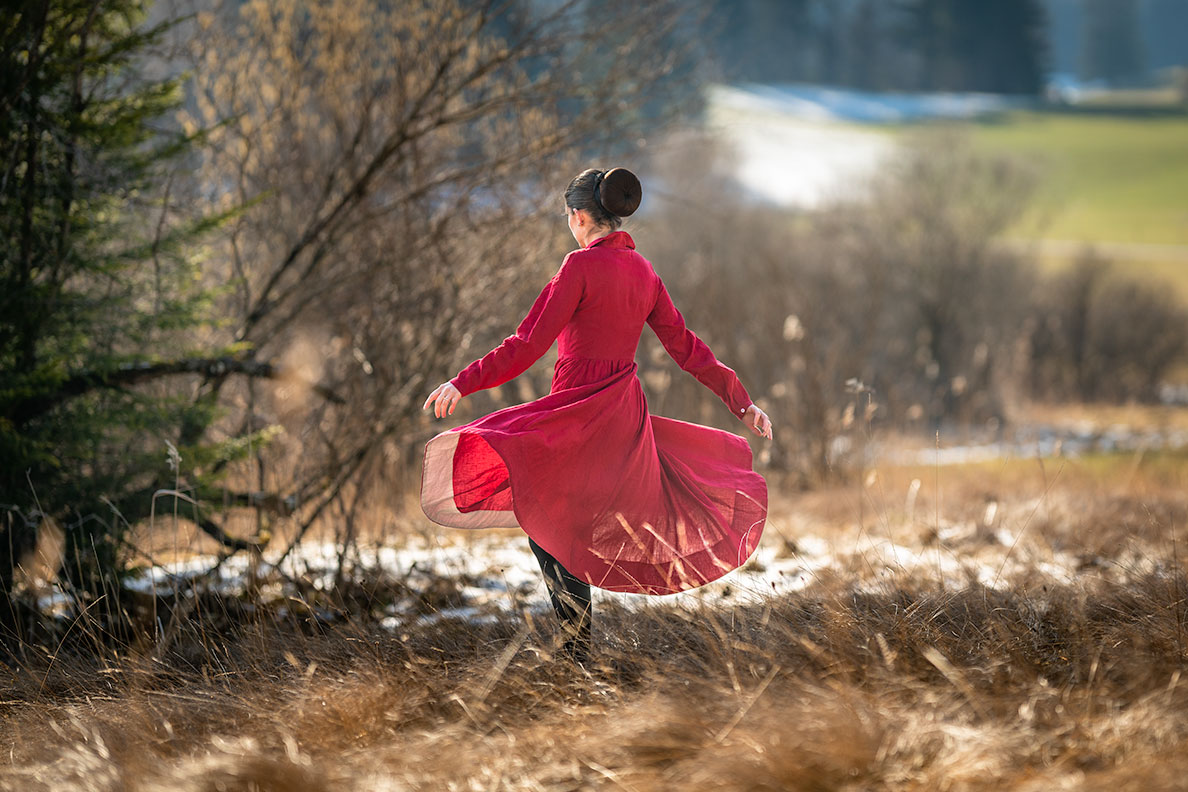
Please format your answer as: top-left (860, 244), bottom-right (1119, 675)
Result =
top-left (96, 418), bottom-right (1188, 629)
top-left (706, 88), bottom-right (891, 208)
top-left (108, 512), bottom-right (1093, 632)
top-left (714, 83), bottom-right (1025, 125)
top-left (704, 83), bottom-right (1026, 207)
top-left (874, 422), bottom-right (1188, 466)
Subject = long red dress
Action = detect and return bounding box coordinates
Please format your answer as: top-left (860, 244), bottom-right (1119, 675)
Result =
top-left (420, 231), bottom-right (767, 595)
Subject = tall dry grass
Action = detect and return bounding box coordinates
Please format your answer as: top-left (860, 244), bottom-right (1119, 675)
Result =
top-left (4, 524), bottom-right (1188, 788)
top-left (4, 450), bottom-right (1188, 790)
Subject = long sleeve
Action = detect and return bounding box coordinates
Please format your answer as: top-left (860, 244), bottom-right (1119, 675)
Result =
top-left (647, 278), bottom-right (753, 418)
top-left (450, 256), bottom-right (584, 396)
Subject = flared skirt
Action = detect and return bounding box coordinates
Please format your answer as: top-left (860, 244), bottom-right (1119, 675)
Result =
top-left (420, 358), bottom-right (767, 595)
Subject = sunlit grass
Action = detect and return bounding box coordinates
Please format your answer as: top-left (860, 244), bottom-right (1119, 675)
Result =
top-left (9, 447), bottom-right (1188, 789)
top-left (6, 568), bottom-right (1188, 789)
top-left (970, 110), bottom-right (1188, 246)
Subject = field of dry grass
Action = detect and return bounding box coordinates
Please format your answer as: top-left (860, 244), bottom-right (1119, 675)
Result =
top-left (4, 449), bottom-right (1188, 791)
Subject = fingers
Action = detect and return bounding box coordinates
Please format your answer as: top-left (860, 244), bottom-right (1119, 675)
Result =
top-left (750, 410), bottom-right (773, 440)
top-left (743, 404), bottom-right (773, 440)
top-left (425, 384), bottom-right (461, 419)
top-left (424, 383), bottom-right (449, 412)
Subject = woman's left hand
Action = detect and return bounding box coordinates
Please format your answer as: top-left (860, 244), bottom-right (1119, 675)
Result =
top-left (743, 404), bottom-right (773, 440)
top-left (424, 382), bottom-right (463, 418)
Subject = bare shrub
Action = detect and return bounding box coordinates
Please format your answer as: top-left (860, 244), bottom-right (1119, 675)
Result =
top-left (163, 0), bottom-right (698, 556)
top-left (641, 129), bottom-right (1038, 481)
top-left (1028, 250), bottom-right (1188, 403)
top-left (853, 130), bottom-right (1038, 428)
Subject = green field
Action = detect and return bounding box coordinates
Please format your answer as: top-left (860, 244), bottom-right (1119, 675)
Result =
top-left (970, 110), bottom-right (1188, 247)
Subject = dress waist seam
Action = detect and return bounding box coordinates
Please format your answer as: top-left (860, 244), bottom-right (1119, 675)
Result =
top-left (556, 355), bottom-right (636, 364)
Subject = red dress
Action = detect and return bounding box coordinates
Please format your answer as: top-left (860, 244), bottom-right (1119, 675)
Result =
top-left (420, 231), bottom-right (767, 595)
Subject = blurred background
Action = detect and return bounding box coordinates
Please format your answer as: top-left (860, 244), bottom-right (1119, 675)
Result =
top-left (2, 0), bottom-right (1187, 630)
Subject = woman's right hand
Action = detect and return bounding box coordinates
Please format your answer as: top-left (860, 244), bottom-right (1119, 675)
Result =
top-left (743, 403), bottom-right (773, 439)
top-left (424, 382), bottom-right (463, 418)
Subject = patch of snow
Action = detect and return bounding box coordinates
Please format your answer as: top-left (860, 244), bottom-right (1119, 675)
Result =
top-left (713, 83), bottom-right (1026, 125)
top-left (94, 508), bottom-right (1099, 632)
top-left (706, 92), bottom-right (892, 208)
top-left (876, 423), bottom-right (1188, 467)
top-left (703, 83), bottom-right (1028, 208)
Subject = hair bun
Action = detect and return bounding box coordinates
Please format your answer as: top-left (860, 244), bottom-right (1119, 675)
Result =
top-left (598, 168), bottom-right (642, 218)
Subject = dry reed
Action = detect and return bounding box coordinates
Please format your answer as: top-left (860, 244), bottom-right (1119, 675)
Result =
top-left (4, 456), bottom-right (1188, 790)
top-left (3, 564), bottom-right (1187, 790)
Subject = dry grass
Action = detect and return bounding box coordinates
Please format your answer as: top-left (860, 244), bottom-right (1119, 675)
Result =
top-left (5, 454), bottom-right (1188, 790)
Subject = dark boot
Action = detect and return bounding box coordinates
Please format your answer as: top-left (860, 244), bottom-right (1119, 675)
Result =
top-left (529, 538), bottom-right (592, 663)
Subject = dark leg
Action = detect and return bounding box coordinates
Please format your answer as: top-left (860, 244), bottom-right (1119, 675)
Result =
top-left (528, 538), bottom-right (592, 662)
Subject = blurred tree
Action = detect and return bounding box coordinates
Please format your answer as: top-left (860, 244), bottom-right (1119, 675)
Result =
top-left (640, 131), bottom-right (1037, 482)
top-left (898, 0), bottom-right (1048, 94)
top-left (1028, 252), bottom-right (1188, 403)
top-left (1081, 0), bottom-right (1146, 82)
top-left (836, 0), bottom-right (898, 91)
top-left (702, 0), bottom-right (815, 83)
top-left (0, 0), bottom-right (699, 644)
top-left (0, 0), bottom-right (272, 640)
top-left (808, 132), bottom-right (1039, 435)
top-left (1041, 0), bottom-right (1081, 75)
top-left (643, 131), bottom-right (1038, 481)
top-left (702, 0), bottom-right (1047, 94)
top-left (1144, 0), bottom-right (1188, 71)
top-left (170, 0), bottom-right (698, 565)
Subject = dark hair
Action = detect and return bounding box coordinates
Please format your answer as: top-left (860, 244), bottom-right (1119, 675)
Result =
top-left (564, 167), bottom-right (642, 230)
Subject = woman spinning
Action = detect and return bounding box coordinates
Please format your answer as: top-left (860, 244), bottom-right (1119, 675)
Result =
top-left (422, 167), bottom-right (772, 662)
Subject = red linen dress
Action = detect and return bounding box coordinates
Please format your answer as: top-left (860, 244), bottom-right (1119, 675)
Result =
top-left (420, 231), bottom-right (767, 595)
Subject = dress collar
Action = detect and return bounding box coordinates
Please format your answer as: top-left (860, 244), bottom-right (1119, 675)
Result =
top-left (585, 230), bottom-right (635, 250)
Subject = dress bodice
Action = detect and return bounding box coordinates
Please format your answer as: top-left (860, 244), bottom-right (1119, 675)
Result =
top-left (450, 231), bottom-right (752, 418)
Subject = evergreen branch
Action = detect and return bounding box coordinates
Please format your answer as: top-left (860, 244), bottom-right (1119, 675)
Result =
top-left (7, 356), bottom-right (345, 424)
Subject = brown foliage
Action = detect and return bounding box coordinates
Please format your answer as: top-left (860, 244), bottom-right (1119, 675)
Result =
top-left (162, 0), bottom-right (697, 549)
top-left (4, 566), bottom-right (1188, 790)
top-left (640, 130), bottom-right (1038, 482)
top-left (1027, 250), bottom-right (1188, 403)
top-left (8, 455), bottom-right (1188, 789)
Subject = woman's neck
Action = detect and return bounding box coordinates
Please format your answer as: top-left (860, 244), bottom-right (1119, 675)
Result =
top-left (579, 226), bottom-right (613, 248)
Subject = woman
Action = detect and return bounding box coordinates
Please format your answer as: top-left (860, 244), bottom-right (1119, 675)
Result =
top-left (422, 167), bottom-right (772, 662)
